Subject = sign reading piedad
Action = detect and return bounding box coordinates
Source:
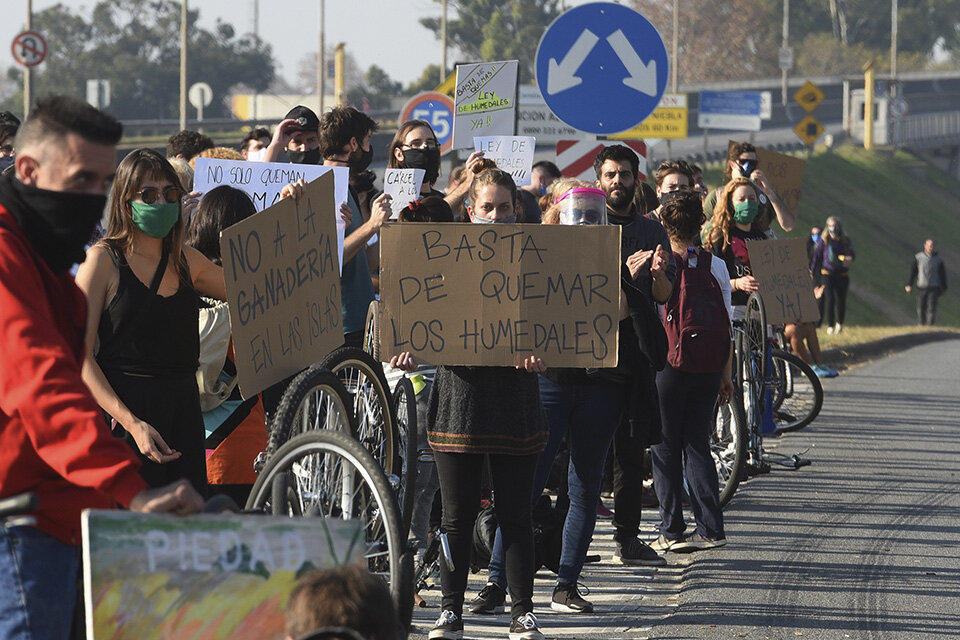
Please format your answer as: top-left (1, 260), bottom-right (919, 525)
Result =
top-left (82, 510), bottom-right (363, 640)
top-left (747, 238), bottom-right (819, 324)
top-left (380, 223), bottom-right (621, 368)
top-left (535, 2), bottom-right (669, 135)
top-left (219, 172), bottom-right (344, 398)
top-left (452, 60), bottom-right (519, 150)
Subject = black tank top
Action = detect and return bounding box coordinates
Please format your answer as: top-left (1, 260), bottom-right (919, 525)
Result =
top-left (96, 246), bottom-right (199, 379)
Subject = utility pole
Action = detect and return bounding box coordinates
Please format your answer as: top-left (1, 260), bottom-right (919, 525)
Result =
top-left (334, 43), bottom-right (345, 106)
top-left (890, 0), bottom-right (898, 79)
top-left (671, 0), bottom-right (678, 93)
top-left (863, 61), bottom-right (874, 150)
top-left (318, 0), bottom-right (325, 113)
top-left (179, 0), bottom-right (188, 131)
top-left (440, 0), bottom-right (448, 77)
top-left (23, 0), bottom-right (32, 116)
top-left (252, 0), bottom-right (259, 120)
top-left (781, 0), bottom-right (789, 105)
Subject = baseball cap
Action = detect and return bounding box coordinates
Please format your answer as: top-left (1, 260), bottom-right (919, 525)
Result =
top-left (283, 105), bottom-right (320, 133)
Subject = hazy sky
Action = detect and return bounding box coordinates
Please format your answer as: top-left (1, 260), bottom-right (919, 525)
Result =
top-left (2, 0), bottom-right (593, 90)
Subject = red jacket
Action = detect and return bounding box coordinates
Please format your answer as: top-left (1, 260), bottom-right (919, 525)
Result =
top-left (0, 208), bottom-right (147, 545)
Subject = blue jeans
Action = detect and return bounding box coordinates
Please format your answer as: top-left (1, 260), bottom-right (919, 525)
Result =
top-left (488, 374), bottom-right (626, 586)
top-left (0, 525), bottom-right (79, 640)
top-left (651, 364), bottom-right (725, 540)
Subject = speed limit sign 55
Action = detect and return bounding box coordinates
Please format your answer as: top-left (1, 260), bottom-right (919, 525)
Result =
top-left (398, 92), bottom-right (455, 155)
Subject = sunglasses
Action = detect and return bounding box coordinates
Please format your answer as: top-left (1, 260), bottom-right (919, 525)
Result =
top-left (135, 185), bottom-right (184, 205)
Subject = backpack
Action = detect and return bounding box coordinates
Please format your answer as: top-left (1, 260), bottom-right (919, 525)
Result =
top-left (662, 249), bottom-right (731, 373)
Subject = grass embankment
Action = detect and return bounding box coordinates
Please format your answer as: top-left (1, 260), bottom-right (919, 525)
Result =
top-left (705, 144), bottom-right (960, 328)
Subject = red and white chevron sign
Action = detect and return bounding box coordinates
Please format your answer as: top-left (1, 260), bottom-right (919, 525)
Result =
top-left (555, 139), bottom-right (647, 182)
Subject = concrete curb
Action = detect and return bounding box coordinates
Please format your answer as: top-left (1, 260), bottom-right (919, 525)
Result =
top-left (820, 330), bottom-right (960, 369)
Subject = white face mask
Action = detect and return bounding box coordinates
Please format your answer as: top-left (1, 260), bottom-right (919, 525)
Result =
top-left (246, 148), bottom-right (268, 162)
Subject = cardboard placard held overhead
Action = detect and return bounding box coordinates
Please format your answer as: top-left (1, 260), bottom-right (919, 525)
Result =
top-left (747, 238), bottom-right (819, 324)
top-left (82, 510), bottom-right (363, 640)
top-left (219, 172), bottom-right (344, 398)
top-left (380, 223), bottom-right (621, 367)
top-left (195, 158), bottom-right (349, 269)
top-left (452, 60), bottom-right (519, 150)
top-left (473, 136), bottom-right (536, 186)
top-left (755, 146), bottom-right (805, 221)
top-left (383, 168), bottom-right (426, 219)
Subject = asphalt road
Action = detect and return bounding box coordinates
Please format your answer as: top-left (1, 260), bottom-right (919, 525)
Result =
top-left (651, 338), bottom-right (960, 640)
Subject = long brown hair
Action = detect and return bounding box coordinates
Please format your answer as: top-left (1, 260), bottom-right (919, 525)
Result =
top-left (101, 148), bottom-right (188, 280)
top-left (705, 176), bottom-right (760, 253)
top-left (467, 159), bottom-right (517, 207)
top-left (386, 119), bottom-right (439, 169)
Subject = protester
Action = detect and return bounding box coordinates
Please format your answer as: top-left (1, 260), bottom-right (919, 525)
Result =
top-left (480, 182), bottom-right (630, 615)
top-left (783, 322), bottom-right (837, 378)
top-left (190, 145), bottom-right (244, 169)
top-left (285, 564), bottom-right (400, 640)
top-left (0, 110), bottom-right (20, 175)
top-left (906, 238), bottom-right (948, 326)
top-left (0, 95), bottom-right (204, 640)
top-left (167, 129), bottom-right (215, 162)
top-left (392, 162), bottom-right (547, 640)
top-left (703, 142), bottom-right (795, 234)
top-left (185, 185), bottom-right (268, 506)
top-left (648, 160), bottom-right (693, 221)
top-left (811, 216), bottom-right (854, 334)
top-left (240, 126), bottom-right (271, 161)
top-left (264, 105), bottom-right (322, 164)
top-left (594, 145), bottom-right (674, 567)
top-left (76, 148), bottom-right (226, 494)
top-left (649, 190), bottom-right (731, 553)
top-left (519, 160), bottom-right (561, 223)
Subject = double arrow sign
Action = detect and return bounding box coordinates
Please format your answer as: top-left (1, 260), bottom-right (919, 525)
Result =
top-left (547, 29), bottom-right (657, 97)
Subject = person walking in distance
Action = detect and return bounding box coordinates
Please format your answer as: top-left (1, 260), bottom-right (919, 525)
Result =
top-left (906, 238), bottom-right (948, 326)
top-left (811, 216), bottom-right (854, 334)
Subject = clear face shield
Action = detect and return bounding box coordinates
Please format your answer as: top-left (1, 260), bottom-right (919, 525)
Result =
top-left (555, 187), bottom-right (608, 226)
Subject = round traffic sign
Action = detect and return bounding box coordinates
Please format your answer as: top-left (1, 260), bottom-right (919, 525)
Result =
top-left (535, 2), bottom-right (669, 135)
top-left (399, 91), bottom-right (455, 155)
top-left (889, 96), bottom-right (909, 119)
top-left (11, 30), bottom-right (46, 68)
top-left (188, 82), bottom-right (213, 109)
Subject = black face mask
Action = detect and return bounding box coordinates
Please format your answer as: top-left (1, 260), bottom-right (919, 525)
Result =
top-left (351, 144), bottom-right (373, 173)
top-left (0, 174), bottom-right (105, 273)
top-left (401, 147), bottom-right (441, 184)
top-left (288, 147), bottom-right (322, 165)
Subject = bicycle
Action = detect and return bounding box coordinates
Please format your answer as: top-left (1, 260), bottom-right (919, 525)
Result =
top-left (246, 429), bottom-right (414, 630)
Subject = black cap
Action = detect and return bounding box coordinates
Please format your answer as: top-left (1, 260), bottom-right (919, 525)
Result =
top-left (283, 105), bottom-right (320, 133)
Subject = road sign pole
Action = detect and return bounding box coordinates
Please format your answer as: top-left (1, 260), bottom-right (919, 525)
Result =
top-left (24, 0), bottom-right (32, 116)
top-left (781, 0), bottom-right (789, 105)
top-left (179, 0), bottom-right (187, 131)
top-left (863, 62), bottom-right (874, 150)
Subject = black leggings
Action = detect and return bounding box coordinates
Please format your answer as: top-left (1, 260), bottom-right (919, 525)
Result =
top-left (822, 272), bottom-right (850, 326)
top-left (433, 450), bottom-right (539, 618)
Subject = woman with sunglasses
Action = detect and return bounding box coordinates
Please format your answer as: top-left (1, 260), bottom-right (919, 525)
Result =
top-left (76, 148), bottom-right (225, 494)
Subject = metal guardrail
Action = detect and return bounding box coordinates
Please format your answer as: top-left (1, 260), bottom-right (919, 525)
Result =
top-left (898, 112), bottom-right (960, 148)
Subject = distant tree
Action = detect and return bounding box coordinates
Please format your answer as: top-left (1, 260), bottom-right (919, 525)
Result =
top-left (407, 64), bottom-right (444, 94)
top-left (346, 65), bottom-right (406, 111)
top-left (420, 0), bottom-right (561, 83)
top-left (2, 0), bottom-right (274, 119)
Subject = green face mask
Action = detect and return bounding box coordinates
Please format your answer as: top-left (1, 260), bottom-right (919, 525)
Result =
top-left (733, 200), bottom-right (758, 225)
top-left (130, 201), bottom-right (179, 239)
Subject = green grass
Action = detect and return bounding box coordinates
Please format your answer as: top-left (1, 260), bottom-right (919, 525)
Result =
top-left (703, 144), bottom-right (960, 327)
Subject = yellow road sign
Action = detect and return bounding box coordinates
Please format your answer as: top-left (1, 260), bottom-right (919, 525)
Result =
top-left (794, 115), bottom-right (824, 146)
top-left (793, 81), bottom-right (824, 113)
top-left (434, 71), bottom-right (457, 97)
top-left (609, 93), bottom-right (688, 140)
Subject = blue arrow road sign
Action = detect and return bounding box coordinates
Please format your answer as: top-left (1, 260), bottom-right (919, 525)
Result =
top-left (697, 90), bottom-right (763, 131)
top-left (535, 2), bottom-right (669, 135)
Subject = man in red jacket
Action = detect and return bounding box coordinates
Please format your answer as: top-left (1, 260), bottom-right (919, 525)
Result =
top-left (0, 96), bottom-right (204, 640)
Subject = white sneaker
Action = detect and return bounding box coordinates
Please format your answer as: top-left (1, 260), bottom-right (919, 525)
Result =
top-left (826, 325), bottom-right (835, 335)
top-left (834, 323), bottom-right (843, 334)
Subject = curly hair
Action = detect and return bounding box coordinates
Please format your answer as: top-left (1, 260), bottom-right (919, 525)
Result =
top-left (540, 178), bottom-right (592, 225)
top-left (705, 176), bottom-right (760, 252)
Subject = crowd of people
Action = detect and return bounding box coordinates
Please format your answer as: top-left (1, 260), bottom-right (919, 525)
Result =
top-left (0, 91), bottom-right (948, 640)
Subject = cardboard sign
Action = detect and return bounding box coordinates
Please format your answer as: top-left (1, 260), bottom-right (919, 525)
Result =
top-left (82, 510), bottom-right (363, 640)
top-left (453, 60), bottom-right (519, 150)
top-left (220, 172), bottom-right (344, 398)
top-left (747, 238), bottom-right (819, 324)
top-left (195, 158), bottom-right (349, 268)
top-left (473, 136), bottom-right (536, 186)
top-left (383, 168), bottom-right (426, 219)
top-left (380, 223), bottom-right (621, 367)
top-left (755, 146), bottom-right (805, 219)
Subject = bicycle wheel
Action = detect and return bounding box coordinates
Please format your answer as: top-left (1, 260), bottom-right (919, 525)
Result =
top-left (363, 299), bottom-right (381, 362)
top-left (744, 292), bottom-right (769, 390)
top-left (245, 430), bottom-right (411, 622)
top-left (319, 346), bottom-right (398, 476)
top-left (712, 392), bottom-right (748, 508)
top-left (769, 349), bottom-right (823, 433)
top-left (735, 327), bottom-right (764, 467)
top-left (393, 376), bottom-right (418, 539)
top-left (267, 366), bottom-right (357, 457)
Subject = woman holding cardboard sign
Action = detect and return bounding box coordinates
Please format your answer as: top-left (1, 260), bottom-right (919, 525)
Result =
top-left (76, 148), bottom-right (226, 495)
top-left (393, 163), bottom-right (547, 640)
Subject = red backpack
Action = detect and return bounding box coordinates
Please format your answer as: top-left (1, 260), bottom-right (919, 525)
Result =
top-left (662, 249), bottom-right (731, 373)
